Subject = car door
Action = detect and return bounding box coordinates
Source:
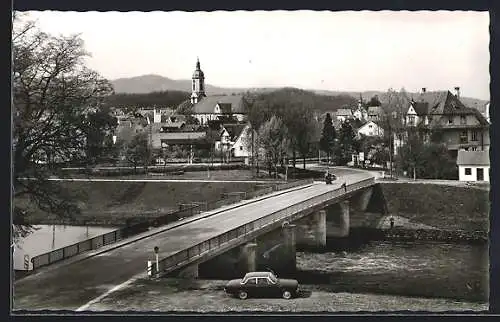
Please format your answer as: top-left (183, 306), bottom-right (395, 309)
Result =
top-left (256, 277), bottom-right (270, 298)
top-left (266, 277), bottom-right (281, 297)
top-left (243, 277), bottom-right (257, 297)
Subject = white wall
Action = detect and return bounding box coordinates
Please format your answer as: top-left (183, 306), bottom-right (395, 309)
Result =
top-left (458, 165), bottom-right (490, 182)
top-left (357, 122), bottom-right (384, 137)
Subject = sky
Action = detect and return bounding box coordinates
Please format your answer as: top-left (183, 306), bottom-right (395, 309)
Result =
top-left (19, 10), bottom-right (490, 100)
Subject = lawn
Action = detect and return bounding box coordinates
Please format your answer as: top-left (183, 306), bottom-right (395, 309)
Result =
top-left (16, 174), bottom-right (273, 226)
top-left (380, 183), bottom-right (490, 232)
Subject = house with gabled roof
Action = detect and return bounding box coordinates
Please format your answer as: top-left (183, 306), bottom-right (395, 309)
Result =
top-left (356, 120), bottom-right (384, 138)
top-left (402, 89), bottom-right (490, 158)
top-left (335, 108), bottom-right (353, 123)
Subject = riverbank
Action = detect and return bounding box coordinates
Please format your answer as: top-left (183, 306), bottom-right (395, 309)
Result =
top-left (80, 278), bottom-right (488, 312)
top-left (15, 170), bottom-right (273, 226)
top-left (379, 182), bottom-right (489, 232)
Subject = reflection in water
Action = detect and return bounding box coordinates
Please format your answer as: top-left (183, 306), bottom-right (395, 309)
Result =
top-left (14, 225), bottom-right (117, 270)
top-left (297, 241), bottom-right (489, 302)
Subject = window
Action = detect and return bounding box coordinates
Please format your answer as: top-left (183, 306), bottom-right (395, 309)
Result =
top-left (471, 146), bottom-right (478, 151)
top-left (471, 131), bottom-right (478, 141)
top-left (257, 278), bottom-right (269, 286)
top-left (460, 116), bottom-right (466, 125)
top-left (460, 131), bottom-right (468, 144)
top-left (424, 116), bottom-right (429, 125)
top-left (245, 278), bottom-right (256, 285)
top-left (368, 124), bottom-right (373, 129)
top-left (192, 81), bottom-right (195, 91)
top-left (240, 146), bottom-right (243, 151)
top-left (465, 168), bottom-right (472, 175)
top-left (447, 117), bottom-right (454, 125)
top-left (408, 115), bottom-right (415, 126)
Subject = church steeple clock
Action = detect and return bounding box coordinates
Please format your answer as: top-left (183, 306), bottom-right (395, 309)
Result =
top-left (190, 57), bottom-right (206, 104)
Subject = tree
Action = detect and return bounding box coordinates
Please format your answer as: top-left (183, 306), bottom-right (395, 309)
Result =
top-left (319, 113), bottom-right (336, 162)
top-left (336, 121), bottom-right (357, 165)
top-left (368, 95), bottom-right (382, 106)
top-left (83, 106), bottom-right (118, 164)
top-left (358, 134), bottom-right (390, 167)
top-left (419, 143), bottom-right (458, 179)
top-left (12, 15), bottom-right (113, 236)
top-left (258, 116), bottom-right (289, 178)
top-left (119, 132), bottom-right (151, 173)
top-left (395, 128), bottom-right (424, 179)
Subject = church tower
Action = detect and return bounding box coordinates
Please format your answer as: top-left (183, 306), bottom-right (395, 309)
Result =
top-left (190, 57), bottom-right (206, 104)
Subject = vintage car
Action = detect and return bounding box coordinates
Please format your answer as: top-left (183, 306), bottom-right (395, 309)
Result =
top-left (224, 271), bottom-right (299, 300)
top-left (325, 172), bottom-right (337, 184)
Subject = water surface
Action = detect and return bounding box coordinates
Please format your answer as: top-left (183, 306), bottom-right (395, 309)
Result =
top-left (14, 225), bottom-right (117, 270)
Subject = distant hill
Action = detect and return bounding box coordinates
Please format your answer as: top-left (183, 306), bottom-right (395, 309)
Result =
top-left (111, 74), bottom-right (253, 96)
top-left (110, 74), bottom-right (489, 112)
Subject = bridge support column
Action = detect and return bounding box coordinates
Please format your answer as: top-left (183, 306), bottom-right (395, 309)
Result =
top-left (176, 263), bottom-right (199, 278)
top-left (282, 224), bottom-right (297, 274)
top-left (326, 201), bottom-right (350, 238)
top-left (296, 210), bottom-right (327, 248)
top-left (242, 243), bottom-right (257, 272)
top-left (357, 188), bottom-right (373, 212)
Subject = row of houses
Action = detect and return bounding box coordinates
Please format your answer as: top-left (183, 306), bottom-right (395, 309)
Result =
top-left (112, 58), bottom-right (490, 182)
top-left (328, 88), bottom-right (491, 182)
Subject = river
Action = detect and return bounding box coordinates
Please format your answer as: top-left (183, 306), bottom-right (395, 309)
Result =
top-left (296, 240), bottom-right (489, 303)
top-left (13, 225), bottom-right (117, 271)
top-left (13, 226), bottom-right (488, 304)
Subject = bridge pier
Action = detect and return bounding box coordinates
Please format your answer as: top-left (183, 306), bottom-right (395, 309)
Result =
top-left (354, 188), bottom-right (373, 212)
top-left (197, 242), bottom-right (258, 279)
top-left (326, 201), bottom-right (350, 238)
top-left (295, 210), bottom-right (327, 248)
top-left (242, 242), bottom-right (258, 272)
top-left (176, 263), bottom-right (199, 278)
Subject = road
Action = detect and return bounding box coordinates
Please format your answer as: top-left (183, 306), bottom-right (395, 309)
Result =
top-left (14, 174), bottom-right (367, 310)
top-left (14, 171), bottom-right (372, 311)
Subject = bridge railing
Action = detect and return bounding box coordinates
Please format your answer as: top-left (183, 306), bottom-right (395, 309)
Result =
top-left (153, 177), bottom-right (375, 276)
top-left (30, 179), bottom-right (313, 271)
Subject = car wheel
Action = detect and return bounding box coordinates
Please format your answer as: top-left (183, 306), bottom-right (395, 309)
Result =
top-left (282, 290), bottom-right (292, 299)
top-left (238, 290), bottom-right (248, 300)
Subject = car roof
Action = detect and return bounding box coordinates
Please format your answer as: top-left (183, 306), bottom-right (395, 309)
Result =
top-left (243, 271), bottom-right (273, 279)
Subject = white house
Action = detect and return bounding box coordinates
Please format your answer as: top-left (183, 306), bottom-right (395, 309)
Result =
top-left (456, 150), bottom-right (490, 182)
top-left (356, 121), bottom-right (384, 138)
top-left (353, 100), bottom-right (368, 122)
top-left (231, 124), bottom-right (257, 158)
top-left (335, 109), bottom-right (353, 123)
top-left (405, 101), bottom-right (429, 127)
top-left (214, 124), bottom-right (256, 163)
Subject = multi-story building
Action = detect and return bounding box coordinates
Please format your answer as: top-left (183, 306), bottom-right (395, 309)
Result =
top-left (402, 89), bottom-right (490, 159)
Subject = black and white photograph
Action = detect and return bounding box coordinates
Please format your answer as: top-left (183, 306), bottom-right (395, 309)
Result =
top-left (11, 9), bottom-right (491, 313)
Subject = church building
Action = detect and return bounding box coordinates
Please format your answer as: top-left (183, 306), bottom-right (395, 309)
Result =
top-left (185, 58), bottom-right (247, 126)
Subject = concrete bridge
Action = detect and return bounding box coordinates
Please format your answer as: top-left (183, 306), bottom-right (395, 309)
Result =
top-left (14, 171), bottom-right (387, 311)
top-left (150, 173), bottom-right (386, 279)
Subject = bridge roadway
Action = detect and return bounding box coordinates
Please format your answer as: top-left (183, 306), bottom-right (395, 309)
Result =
top-left (13, 172), bottom-right (373, 311)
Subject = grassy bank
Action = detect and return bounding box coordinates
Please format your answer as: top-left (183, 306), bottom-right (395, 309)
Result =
top-left (16, 174), bottom-right (271, 226)
top-left (380, 183), bottom-right (489, 232)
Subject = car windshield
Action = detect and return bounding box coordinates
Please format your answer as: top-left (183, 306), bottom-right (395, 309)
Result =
top-left (268, 273), bottom-right (278, 283)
